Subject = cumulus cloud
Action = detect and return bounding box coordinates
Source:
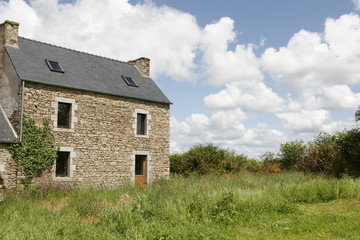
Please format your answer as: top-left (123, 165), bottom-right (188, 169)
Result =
top-left (199, 17), bottom-right (263, 86)
top-left (320, 117), bottom-right (356, 133)
top-left (0, 0), bottom-right (202, 80)
top-left (170, 111), bottom-right (287, 158)
top-left (277, 110), bottom-right (331, 132)
top-left (353, 0), bottom-right (360, 10)
top-left (0, 0), bottom-right (40, 36)
top-left (262, 14), bottom-right (360, 90)
top-left (320, 85), bottom-right (360, 110)
top-left (204, 81), bottom-right (285, 112)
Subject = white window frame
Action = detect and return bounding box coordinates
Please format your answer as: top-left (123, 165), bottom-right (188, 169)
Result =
top-left (52, 146), bottom-right (76, 181)
top-left (133, 109), bottom-right (150, 138)
top-left (51, 97), bottom-right (77, 132)
top-left (130, 150), bottom-right (151, 185)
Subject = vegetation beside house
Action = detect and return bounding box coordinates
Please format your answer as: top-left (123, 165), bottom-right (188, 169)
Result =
top-left (170, 106), bottom-right (360, 178)
top-left (1, 173), bottom-right (360, 239)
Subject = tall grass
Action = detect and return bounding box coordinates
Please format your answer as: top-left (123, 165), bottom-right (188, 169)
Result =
top-left (1, 173), bottom-right (360, 239)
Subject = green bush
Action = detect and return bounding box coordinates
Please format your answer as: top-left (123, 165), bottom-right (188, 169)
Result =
top-left (299, 129), bottom-right (360, 177)
top-left (299, 133), bottom-right (340, 176)
top-left (260, 152), bottom-right (282, 173)
top-left (169, 144), bottom-right (250, 175)
top-left (336, 128), bottom-right (360, 177)
top-left (278, 140), bottom-right (306, 170)
top-left (7, 118), bottom-right (57, 186)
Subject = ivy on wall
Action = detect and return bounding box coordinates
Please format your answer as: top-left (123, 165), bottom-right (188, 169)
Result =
top-left (7, 118), bottom-right (57, 186)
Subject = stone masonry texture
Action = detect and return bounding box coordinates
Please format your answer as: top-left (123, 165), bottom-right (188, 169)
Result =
top-left (25, 82), bottom-right (170, 188)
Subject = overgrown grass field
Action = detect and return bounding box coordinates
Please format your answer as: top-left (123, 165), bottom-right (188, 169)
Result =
top-left (1, 173), bottom-right (360, 239)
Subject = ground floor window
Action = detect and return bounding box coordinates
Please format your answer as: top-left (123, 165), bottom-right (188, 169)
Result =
top-left (53, 146), bottom-right (76, 181)
top-left (56, 151), bottom-right (70, 177)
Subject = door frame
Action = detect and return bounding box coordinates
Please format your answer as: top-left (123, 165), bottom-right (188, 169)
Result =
top-left (131, 151), bottom-right (151, 185)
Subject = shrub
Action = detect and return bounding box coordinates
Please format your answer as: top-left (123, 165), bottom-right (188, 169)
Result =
top-left (260, 152), bottom-right (282, 173)
top-left (298, 128), bottom-right (360, 178)
top-left (336, 128), bottom-right (360, 177)
top-left (7, 118), bottom-right (57, 186)
top-left (278, 140), bottom-right (306, 170)
top-left (169, 144), bottom-right (249, 175)
top-left (299, 133), bottom-right (340, 176)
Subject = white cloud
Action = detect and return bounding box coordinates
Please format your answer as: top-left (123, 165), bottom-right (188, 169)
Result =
top-left (320, 117), bottom-right (356, 133)
top-left (0, 0), bottom-right (41, 37)
top-left (262, 14), bottom-right (360, 90)
top-left (204, 81), bottom-right (285, 112)
top-left (200, 17), bottom-right (263, 86)
top-left (353, 0), bottom-right (360, 10)
top-left (277, 110), bottom-right (331, 132)
top-left (320, 85), bottom-right (360, 110)
top-left (0, 0), bottom-right (202, 81)
top-left (170, 111), bottom-right (286, 158)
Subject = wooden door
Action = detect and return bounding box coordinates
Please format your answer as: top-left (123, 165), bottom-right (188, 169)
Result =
top-left (135, 155), bottom-right (147, 186)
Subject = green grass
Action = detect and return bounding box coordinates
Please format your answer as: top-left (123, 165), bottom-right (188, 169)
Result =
top-left (1, 172), bottom-right (360, 239)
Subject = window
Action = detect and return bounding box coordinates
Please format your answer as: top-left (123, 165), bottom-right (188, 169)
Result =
top-left (134, 109), bottom-right (150, 138)
top-left (45, 59), bottom-right (64, 73)
top-left (122, 75), bottom-right (138, 87)
top-left (53, 146), bottom-right (76, 181)
top-left (137, 113), bottom-right (146, 135)
top-left (52, 97), bottom-right (77, 132)
top-left (57, 102), bottom-right (71, 128)
top-left (56, 151), bottom-right (69, 177)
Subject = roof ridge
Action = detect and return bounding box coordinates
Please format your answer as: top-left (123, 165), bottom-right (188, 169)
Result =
top-left (18, 36), bottom-right (129, 64)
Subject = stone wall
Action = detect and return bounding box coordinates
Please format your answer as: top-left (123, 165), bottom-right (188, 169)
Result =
top-left (24, 82), bottom-right (170, 188)
top-left (0, 144), bottom-right (18, 190)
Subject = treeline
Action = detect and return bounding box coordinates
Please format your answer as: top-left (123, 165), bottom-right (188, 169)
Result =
top-left (170, 107), bottom-right (360, 177)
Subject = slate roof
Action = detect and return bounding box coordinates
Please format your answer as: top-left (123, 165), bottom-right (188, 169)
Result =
top-left (0, 106), bottom-right (17, 143)
top-left (5, 37), bottom-right (171, 104)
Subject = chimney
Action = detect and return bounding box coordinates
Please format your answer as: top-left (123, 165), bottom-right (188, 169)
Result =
top-left (0, 20), bottom-right (19, 47)
top-left (1, 20), bottom-right (19, 87)
top-left (128, 57), bottom-right (150, 77)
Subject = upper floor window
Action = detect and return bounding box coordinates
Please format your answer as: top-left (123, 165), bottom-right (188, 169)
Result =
top-left (45, 59), bottom-right (64, 73)
top-left (134, 109), bottom-right (150, 138)
top-left (57, 102), bottom-right (71, 128)
top-left (137, 113), bottom-right (147, 135)
top-left (51, 97), bottom-right (77, 132)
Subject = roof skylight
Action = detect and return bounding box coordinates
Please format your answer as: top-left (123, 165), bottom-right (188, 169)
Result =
top-left (122, 75), bottom-right (138, 87)
top-left (45, 59), bottom-right (64, 73)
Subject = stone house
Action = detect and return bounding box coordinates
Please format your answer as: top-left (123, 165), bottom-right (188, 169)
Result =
top-left (0, 20), bottom-right (171, 189)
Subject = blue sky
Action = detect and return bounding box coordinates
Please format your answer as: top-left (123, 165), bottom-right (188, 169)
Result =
top-left (1, 0), bottom-right (359, 157)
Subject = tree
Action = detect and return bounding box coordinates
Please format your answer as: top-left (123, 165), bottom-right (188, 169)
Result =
top-left (278, 140), bottom-right (306, 170)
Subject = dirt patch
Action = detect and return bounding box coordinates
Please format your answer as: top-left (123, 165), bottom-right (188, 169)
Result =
top-left (97, 194), bottom-right (135, 210)
top-left (117, 194), bottom-right (134, 205)
top-left (41, 197), bottom-right (69, 212)
top-left (80, 214), bottom-right (99, 225)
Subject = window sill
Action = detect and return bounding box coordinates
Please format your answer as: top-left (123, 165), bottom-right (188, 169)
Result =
top-left (53, 177), bottom-right (72, 182)
top-left (53, 128), bottom-right (75, 133)
top-left (135, 134), bottom-right (149, 139)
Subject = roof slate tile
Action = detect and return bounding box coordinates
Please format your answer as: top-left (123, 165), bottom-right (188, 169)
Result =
top-left (5, 37), bottom-right (171, 104)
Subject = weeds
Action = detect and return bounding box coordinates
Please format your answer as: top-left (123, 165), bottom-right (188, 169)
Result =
top-left (0, 173), bottom-right (360, 239)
